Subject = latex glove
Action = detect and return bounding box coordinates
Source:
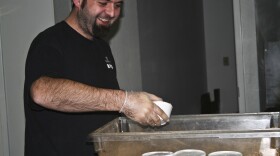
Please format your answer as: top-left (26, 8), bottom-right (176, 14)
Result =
top-left (120, 91), bottom-right (169, 127)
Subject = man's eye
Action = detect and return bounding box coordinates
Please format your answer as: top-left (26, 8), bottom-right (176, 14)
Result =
top-left (99, 2), bottom-right (107, 6)
top-left (114, 4), bottom-right (121, 8)
top-left (114, 2), bottom-right (123, 9)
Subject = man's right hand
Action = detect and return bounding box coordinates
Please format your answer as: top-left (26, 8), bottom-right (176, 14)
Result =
top-left (120, 91), bottom-right (169, 127)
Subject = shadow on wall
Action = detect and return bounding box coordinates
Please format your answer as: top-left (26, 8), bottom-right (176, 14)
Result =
top-left (201, 89), bottom-right (220, 114)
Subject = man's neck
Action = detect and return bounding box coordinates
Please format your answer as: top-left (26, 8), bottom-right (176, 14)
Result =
top-left (65, 11), bottom-right (93, 40)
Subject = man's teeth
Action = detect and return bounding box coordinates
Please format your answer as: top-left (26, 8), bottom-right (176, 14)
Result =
top-left (98, 17), bottom-right (109, 22)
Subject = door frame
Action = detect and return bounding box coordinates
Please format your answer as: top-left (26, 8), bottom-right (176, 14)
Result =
top-left (0, 19), bottom-right (10, 156)
top-left (233, 0), bottom-right (261, 113)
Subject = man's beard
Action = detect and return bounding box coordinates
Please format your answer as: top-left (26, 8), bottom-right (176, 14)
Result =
top-left (77, 6), bottom-right (112, 38)
top-left (92, 21), bottom-right (111, 38)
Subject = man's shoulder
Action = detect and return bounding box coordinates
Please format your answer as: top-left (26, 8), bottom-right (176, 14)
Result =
top-left (35, 21), bottom-right (67, 42)
top-left (28, 21), bottom-right (69, 55)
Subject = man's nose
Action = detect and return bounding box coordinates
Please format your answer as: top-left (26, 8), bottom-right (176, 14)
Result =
top-left (105, 3), bottom-right (115, 18)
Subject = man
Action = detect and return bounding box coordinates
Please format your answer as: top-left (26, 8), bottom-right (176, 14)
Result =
top-left (24, 0), bottom-right (169, 155)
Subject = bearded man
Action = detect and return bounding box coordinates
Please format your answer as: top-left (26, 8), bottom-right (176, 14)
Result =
top-left (24, 0), bottom-right (168, 155)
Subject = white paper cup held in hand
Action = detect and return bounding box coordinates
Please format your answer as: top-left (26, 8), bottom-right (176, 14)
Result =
top-left (208, 151), bottom-right (242, 156)
top-left (153, 101), bottom-right (173, 125)
top-left (174, 149), bottom-right (206, 156)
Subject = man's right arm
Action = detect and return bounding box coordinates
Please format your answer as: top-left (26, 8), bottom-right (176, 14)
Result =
top-left (31, 76), bottom-right (123, 112)
top-left (31, 76), bottom-right (169, 126)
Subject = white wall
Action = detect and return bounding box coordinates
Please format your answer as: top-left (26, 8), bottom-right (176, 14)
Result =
top-left (137, 0), bottom-right (206, 115)
top-left (0, 0), bottom-right (55, 155)
top-left (109, 0), bottom-right (142, 91)
top-left (0, 25), bottom-right (9, 156)
top-left (203, 0), bottom-right (239, 113)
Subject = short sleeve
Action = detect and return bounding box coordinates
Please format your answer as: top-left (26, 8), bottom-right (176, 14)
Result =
top-left (25, 40), bottom-right (63, 110)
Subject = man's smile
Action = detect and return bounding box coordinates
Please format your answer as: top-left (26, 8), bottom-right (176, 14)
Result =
top-left (97, 17), bottom-right (111, 25)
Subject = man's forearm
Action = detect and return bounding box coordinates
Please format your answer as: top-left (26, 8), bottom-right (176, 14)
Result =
top-left (30, 76), bottom-right (124, 112)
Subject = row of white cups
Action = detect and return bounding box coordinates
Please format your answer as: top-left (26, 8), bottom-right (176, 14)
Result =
top-left (142, 149), bottom-right (242, 156)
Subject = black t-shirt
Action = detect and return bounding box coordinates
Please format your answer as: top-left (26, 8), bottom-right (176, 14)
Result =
top-left (24, 21), bottom-right (119, 156)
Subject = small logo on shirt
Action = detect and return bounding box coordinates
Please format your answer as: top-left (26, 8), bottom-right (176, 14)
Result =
top-left (105, 57), bottom-right (114, 69)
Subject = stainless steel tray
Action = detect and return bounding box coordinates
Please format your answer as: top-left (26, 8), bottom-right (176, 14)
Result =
top-left (89, 112), bottom-right (280, 156)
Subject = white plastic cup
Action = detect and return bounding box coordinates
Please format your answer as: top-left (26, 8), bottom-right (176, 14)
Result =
top-left (174, 149), bottom-right (206, 156)
top-left (208, 151), bottom-right (243, 156)
top-left (153, 101), bottom-right (173, 125)
top-left (142, 151), bottom-right (173, 156)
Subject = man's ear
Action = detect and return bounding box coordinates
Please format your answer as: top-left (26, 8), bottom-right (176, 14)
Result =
top-left (73, 0), bottom-right (82, 9)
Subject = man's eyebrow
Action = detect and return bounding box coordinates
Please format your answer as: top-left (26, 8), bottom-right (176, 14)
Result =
top-left (115, 0), bottom-right (124, 4)
top-left (104, 0), bottom-right (123, 1)
top-left (98, 0), bottom-right (124, 4)
top-left (107, 0), bottom-right (124, 3)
